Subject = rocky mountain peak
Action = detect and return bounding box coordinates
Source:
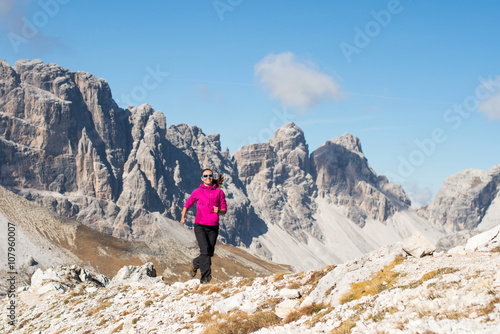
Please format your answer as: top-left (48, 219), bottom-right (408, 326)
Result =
top-left (330, 132), bottom-right (363, 156)
top-left (269, 122), bottom-right (309, 172)
top-left (421, 164), bottom-right (500, 231)
top-left (311, 132), bottom-right (410, 226)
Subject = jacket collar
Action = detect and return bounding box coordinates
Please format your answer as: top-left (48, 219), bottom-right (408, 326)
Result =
top-left (200, 183), bottom-right (217, 190)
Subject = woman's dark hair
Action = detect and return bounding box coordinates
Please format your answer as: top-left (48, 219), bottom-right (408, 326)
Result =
top-left (201, 168), bottom-right (224, 188)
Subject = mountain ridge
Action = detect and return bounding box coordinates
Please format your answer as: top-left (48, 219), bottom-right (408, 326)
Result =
top-left (1, 58), bottom-right (499, 272)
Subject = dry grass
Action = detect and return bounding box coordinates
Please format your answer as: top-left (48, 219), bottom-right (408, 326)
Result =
top-left (477, 296), bottom-right (500, 319)
top-left (237, 277), bottom-right (255, 287)
top-left (370, 306), bottom-right (398, 323)
top-left (111, 323), bottom-right (123, 333)
top-left (193, 284), bottom-right (224, 295)
top-left (490, 246), bottom-right (500, 253)
top-left (202, 310), bottom-right (282, 334)
top-left (284, 303), bottom-right (327, 324)
top-left (340, 255), bottom-right (404, 304)
top-left (399, 267), bottom-right (458, 290)
top-left (330, 317), bottom-right (357, 334)
top-left (196, 306), bottom-right (214, 324)
top-left (287, 281), bottom-right (303, 290)
top-left (87, 301), bottom-right (113, 316)
top-left (306, 265), bottom-right (336, 286)
top-left (441, 310), bottom-right (467, 320)
top-left (308, 306), bottom-right (333, 327)
top-left (257, 298), bottom-right (281, 311)
top-left (273, 273), bottom-right (286, 282)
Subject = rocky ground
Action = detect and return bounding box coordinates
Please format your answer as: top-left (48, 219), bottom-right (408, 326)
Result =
top-left (1, 225), bottom-right (500, 334)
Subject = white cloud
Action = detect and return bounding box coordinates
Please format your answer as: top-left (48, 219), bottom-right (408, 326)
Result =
top-left (254, 52), bottom-right (342, 109)
top-left (403, 182), bottom-right (434, 208)
top-left (478, 78), bottom-right (500, 120)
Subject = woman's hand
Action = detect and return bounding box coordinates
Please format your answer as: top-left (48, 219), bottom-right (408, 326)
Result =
top-left (214, 206), bottom-right (226, 215)
top-left (180, 207), bottom-right (187, 224)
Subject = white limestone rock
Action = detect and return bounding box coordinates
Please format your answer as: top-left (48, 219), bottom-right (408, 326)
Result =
top-left (402, 232), bottom-right (436, 258)
top-left (110, 262), bottom-right (163, 286)
top-left (465, 224), bottom-right (500, 251)
top-left (422, 165), bottom-right (500, 231)
top-left (275, 299), bottom-right (300, 319)
top-left (279, 288), bottom-right (301, 299)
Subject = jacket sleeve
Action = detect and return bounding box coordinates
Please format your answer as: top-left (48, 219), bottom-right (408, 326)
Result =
top-left (219, 190), bottom-right (227, 211)
top-left (184, 189), bottom-right (198, 210)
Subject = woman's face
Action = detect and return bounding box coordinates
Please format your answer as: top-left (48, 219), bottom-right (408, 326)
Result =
top-left (201, 170), bottom-right (214, 186)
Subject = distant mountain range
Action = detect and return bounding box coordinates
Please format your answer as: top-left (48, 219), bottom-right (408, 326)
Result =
top-left (1, 59), bottom-right (499, 275)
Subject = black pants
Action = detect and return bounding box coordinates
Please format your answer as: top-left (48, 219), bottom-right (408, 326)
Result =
top-left (193, 223), bottom-right (219, 282)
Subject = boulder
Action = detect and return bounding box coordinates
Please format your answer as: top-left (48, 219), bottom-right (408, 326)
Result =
top-left (402, 232), bottom-right (436, 258)
top-left (275, 299), bottom-right (300, 319)
top-left (110, 262), bottom-right (163, 286)
top-left (465, 224), bottom-right (500, 251)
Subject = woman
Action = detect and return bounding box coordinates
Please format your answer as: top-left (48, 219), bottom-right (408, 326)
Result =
top-left (180, 168), bottom-right (227, 283)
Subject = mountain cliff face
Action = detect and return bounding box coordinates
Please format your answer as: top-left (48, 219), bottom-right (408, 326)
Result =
top-left (233, 124), bottom-right (437, 269)
top-left (0, 59), bottom-right (255, 246)
top-left (234, 123), bottom-right (319, 244)
top-left (0, 184), bottom-right (289, 295)
top-left (0, 59), bottom-right (470, 271)
top-left (311, 133), bottom-right (411, 226)
top-left (419, 165), bottom-right (500, 232)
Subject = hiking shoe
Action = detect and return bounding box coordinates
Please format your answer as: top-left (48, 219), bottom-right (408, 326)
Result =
top-left (200, 275), bottom-right (212, 284)
top-left (189, 266), bottom-right (198, 278)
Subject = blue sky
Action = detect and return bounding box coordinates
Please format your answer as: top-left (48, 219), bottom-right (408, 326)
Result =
top-left (1, 0), bottom-right (500, 206)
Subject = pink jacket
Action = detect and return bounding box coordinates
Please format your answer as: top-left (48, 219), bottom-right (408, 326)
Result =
top-left (184, 184), bottom-right (227, 226)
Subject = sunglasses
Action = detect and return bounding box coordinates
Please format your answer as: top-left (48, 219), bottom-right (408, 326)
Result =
top-left (202, 174), bottom-right (214, 178)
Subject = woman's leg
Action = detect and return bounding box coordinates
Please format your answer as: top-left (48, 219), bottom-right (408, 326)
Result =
top-left (193, 224), bottom-right (219, 283)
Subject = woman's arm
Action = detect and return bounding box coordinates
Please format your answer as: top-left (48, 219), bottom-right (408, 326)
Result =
top-left (181, 190), bottom-right (198, 224)
top-left (181, 208), bottom-right (187, 225)
top-left (218, 190), bottom-right (227, 215)
top-left (180, 207), bottom-right (188, 224)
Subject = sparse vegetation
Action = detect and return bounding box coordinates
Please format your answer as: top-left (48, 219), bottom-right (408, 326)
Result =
top-left (202, 310), bottom-right (282, 334)
top-left (477, 297), bottom-right (500, 319)
top-left (87, 301), bottom-right (113, 316)
top-left (308, 306), bottom-right (334, 328)
top-left (144, 300), bottom-right (153, 307)
top-left (370, 306), bottom-right (398, 323)
top-left (273, 273), bottom-right (286, 282)
top-left (257, 297), bottom-right (281, 311)
top-left (284, 303), bottom-right (327, 324)
top-left (197, 307), bottom-right (215, 324)
top-left (399, 267), bottom-right (458, 290)
top-left (330, 316), bottom-right (357, 334)
top-left (194, 284), bottom-right (223, 295)
top-left (306, 265), bottom-right (336, 286)
top-left (112, 323), bottom-right (124, 333)
top-left (340, 255), bottom-right (404, 304)
top-left (237, 277), bottom-right (256, 287)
